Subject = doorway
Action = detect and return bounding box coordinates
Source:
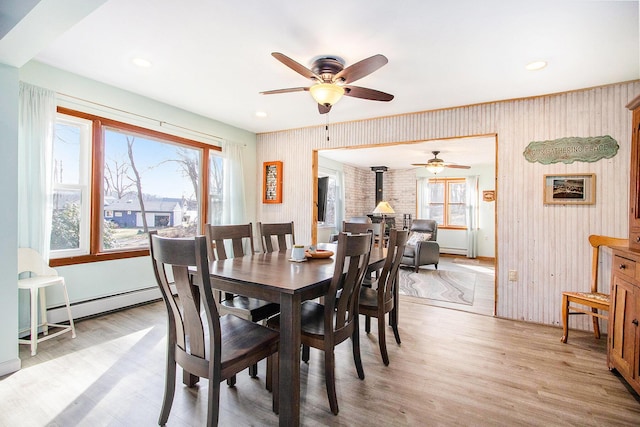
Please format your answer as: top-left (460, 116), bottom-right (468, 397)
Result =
top-left (314, 135), bottom-right (497, 315)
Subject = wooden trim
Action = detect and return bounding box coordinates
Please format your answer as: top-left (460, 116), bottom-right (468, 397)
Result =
top-left (50, 249), bottom-right (149, 267)
top-left (311, 151), bottom-right (318, 245)
top-left (626, 93), bottom-right (640, 110)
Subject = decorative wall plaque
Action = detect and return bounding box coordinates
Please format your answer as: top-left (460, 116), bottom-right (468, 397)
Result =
top-left (523, 135), bottom-right (618, 164)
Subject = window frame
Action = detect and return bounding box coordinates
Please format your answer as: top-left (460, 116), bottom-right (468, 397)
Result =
top-left (50, 107), bottom-right (221, 267)
top-left (427, 177), bottom-right (468, 230)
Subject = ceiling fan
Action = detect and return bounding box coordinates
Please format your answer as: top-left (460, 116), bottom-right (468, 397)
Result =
top-left (260, 52), bottom-right (394, 114)
top-left (411, 151), bottom-right (471, 174)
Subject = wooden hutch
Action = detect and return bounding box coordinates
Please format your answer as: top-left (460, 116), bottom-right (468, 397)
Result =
top-left (608, 94), bottom-right (640, 395)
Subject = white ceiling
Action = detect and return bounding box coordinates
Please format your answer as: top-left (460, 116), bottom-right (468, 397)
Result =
top-left (1, 0), bottom-right (636, 136)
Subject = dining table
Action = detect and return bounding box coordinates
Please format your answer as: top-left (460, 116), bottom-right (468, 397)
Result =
top-left (204, 242), bottom-right (387, 426)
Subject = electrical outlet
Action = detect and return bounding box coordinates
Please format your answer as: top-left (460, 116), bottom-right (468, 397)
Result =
top-left (508, 270), bottom-right (518, 281)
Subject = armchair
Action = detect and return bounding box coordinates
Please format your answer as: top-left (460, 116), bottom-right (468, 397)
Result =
top-left (400, 219), bottom-right (440, 272)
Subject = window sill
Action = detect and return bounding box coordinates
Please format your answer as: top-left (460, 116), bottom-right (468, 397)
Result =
top-left (49, 249), bottom-right (149, 267)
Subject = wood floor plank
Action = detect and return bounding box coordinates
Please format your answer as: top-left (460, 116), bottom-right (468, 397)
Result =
top-left (1, 298), bottom-right (638, 426)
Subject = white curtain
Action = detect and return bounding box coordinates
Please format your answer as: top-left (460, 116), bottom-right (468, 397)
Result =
top-left (221, 140), bottom-right (246, 225)
top-left (17, 83), bottom-right (56, 260)
top-left (465, 175), bottom-right (479, 258)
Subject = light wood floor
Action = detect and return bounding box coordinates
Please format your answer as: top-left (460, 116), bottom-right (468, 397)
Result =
top-left (1, 298), bottom-right (639, 426)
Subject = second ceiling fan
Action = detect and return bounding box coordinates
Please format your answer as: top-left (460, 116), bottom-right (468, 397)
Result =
top-left (411, 151), bottom-right (471, 174)
top-left (260, 52), bottom-right (394, 114)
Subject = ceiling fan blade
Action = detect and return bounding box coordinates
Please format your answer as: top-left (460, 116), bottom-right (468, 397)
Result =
top-left (272, 52), bottom-right (322, 81)
top-left (318, 103), bottom-right (332, 114)
top-left (410, 163), bottom-right (429, 167)
top-left (344, 85), bottom-right (394, 102)
top-left (333, 54), bottom-right (388, 84)
top-left (445, 164), bottom-right (471, 169)
top-left (260, 87), bottom-right (309, 95)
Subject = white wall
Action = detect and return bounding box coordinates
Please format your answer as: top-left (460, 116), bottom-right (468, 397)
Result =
top-left (13, 61), bottom-right (258, 327)
top-left (256, 81), bottom-right (640, 330)
top-left (0, 64), bottom-right (20, 375)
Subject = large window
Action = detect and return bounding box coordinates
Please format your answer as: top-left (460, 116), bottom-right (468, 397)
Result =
top-left (318, 169), bottom-right (339, 227)
top-left (50, 108), bottom-right (222, 265)
top-left (418, 177), bottom-right (467, 229)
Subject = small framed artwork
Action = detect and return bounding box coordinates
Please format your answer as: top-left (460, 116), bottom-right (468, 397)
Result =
top-left (263, 161), bottom-right (283, 204)
top-left (543, 173), bottom-right (595, 205)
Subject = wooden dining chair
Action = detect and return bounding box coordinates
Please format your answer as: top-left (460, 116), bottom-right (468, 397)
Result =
top-left (258, 221), bottom-right (295, 253)
top-left (149, 232), bottom-right (279, 426)
top-left (560, 234), bottom-right (628, 343)
top-left (359, 229), bottom-right (409, 365)
top-left (344, 220), bottom-right (385, 249)
top-left (205, 223), bottom-right (280, 379)
top-left (268, 231), bottom-right (373, 415)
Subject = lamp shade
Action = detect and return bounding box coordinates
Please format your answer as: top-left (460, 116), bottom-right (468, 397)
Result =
top-left (373, 201), bottom-right (395, 214)
top-left (425, 163), bottom-right (445, 174)
top-left (309, 83), bottom-right (345, 106)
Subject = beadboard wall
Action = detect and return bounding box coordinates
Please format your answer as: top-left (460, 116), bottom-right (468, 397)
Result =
top-left (256, 81), bottom-right (640, 328)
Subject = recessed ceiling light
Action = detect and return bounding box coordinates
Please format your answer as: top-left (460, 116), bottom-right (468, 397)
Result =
top-left (132, 57), bottom-right (152, 68)
top-left (525, 61), bottom-right (547, 71)
top-left (255, 111), bottom-right (268, 118)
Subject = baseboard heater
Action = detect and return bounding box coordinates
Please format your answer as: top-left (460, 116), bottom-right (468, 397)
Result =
top-left (46, 286), bottom-right (164, 326)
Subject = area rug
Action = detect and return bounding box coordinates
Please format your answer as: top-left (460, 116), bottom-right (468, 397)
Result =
top-left (398, 267), bottom-right (476, 305)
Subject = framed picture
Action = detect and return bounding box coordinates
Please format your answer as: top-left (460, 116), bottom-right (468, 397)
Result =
top-left (543, 173), bottom-right (595, 205)
top-left (263, 161), bottom-right (283, 204)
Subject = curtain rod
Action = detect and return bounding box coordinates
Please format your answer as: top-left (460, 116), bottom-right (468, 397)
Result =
top-left (57, 92), bottom-right (226, 143)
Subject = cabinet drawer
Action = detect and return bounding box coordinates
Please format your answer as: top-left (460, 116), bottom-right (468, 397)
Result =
top-left (629, 232), bottom-right (640, 252)
top-left (613, 255), bottom-right (636, 279)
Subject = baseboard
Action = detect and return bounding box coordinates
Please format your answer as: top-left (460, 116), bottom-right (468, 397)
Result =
top-left (440, 247), bottom-right (467, 256)
top-left (47, 286), bottom-right (162, 324)
top-left (0, 357), bottom-right (21, 377)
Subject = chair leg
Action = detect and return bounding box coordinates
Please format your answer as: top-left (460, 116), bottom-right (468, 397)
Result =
top-left (226, 375), bottom-right (236, 387)
top-left (249, 363), bottom-right (258, 378)
top-left (206, 371), bottom-right (221, 427)
top-left (269, 353), bottom-right (279, 414)
top-left (560, 294), bottom-right (569, 343)
top-left (39, 289), bottom-right (48, 336)
top-left (378, 315), bottom-right (390, 366)
top-left (592, 308), bottom-right (601, 339)
top-left (352, 322), bottom-right (365, 380)
top-left (159, 353), bottom-right (177, 426)
top-left (61, 281), bottom-right (76, 338)
top-left (301, 344), bottom-right (310, 363)
top-left (30, 288), bottom-right (38, 356)
top-left (324, 350), bottom-right (339, 415)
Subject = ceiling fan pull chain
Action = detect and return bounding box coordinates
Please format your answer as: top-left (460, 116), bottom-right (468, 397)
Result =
top-left (325, 114), bottom-right (330, 142)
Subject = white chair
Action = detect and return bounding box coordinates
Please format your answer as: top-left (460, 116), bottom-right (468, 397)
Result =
top-left (18, 248), bottom-right (76, 355)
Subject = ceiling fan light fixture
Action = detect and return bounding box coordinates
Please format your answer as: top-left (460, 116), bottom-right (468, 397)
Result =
top-left (309, 83), bottom-right (345, 106)
top-left (425, 162), bottom-right (445, 175)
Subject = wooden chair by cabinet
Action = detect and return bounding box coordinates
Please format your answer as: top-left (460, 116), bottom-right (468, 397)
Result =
top-left (149, 232), bottom-right (279, 426)
top-left (560, 234), bottom-right (628, 343)
top-left (267, 231), bottom-right (373, 415)
top-left (258, 221), bottom-right (295, 253)
top-left (359, 229), bottom-right (409, 365)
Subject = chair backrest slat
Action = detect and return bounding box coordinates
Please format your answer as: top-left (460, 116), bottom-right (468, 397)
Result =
top-left (588, 234), bottom-right (628, 293)
top-left (205, 223), bottom-right (255, 260)
top-left (378, 229), bottom-right (409, 303)
top-left (149, 231), bottom-right (221, 361)
top-left (258, 221), bottom-right (295, 253)
top-left (328, 232), bottom-right (373, 332)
